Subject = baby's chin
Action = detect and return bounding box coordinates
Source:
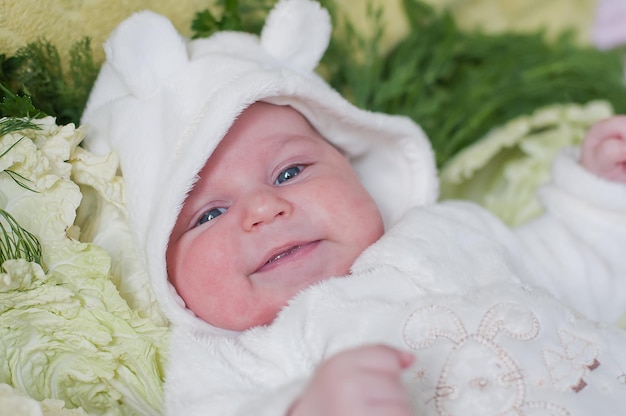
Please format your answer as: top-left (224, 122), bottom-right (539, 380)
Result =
top-left (208, 303), bottom-right (287, 332)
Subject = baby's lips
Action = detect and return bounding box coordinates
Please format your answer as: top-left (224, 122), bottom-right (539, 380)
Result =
top-left (253, 240), bottom-right (312, 273)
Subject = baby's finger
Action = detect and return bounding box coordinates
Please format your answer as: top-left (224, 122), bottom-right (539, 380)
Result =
top-left (596, 136), bottom-right (626, 161)
top-left (582, 115), bottom-right (626, 151)
top-left (339, 344), bottom-right (415, 373)
top-left (335, 364), bottom-right (413, 416)
top-left (584, 136), bottom-right (626, 183)
top-left (581, 116), bottom-right (626, 183)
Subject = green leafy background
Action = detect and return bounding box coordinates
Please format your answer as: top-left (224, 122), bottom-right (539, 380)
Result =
top-left (2, 0), bottom-right (625, 167)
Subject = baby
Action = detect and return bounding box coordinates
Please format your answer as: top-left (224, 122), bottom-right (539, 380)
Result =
top-left (81, 0), bottom-right (626, 415)
top-left (165, 101), bottom-right (385, 332)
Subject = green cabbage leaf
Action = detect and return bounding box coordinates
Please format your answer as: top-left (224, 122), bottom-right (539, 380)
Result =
top-left (0, 117), bottom-right (168, 416)
top-left (0, 382), bottom-right (89, 416)
top-left (439, 101), bottom-right (614, 227)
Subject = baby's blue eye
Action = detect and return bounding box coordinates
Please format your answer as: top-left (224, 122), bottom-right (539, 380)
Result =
top-left (275, 166), bottom-right (303, 185)
top-left (198, 207), bottom-right (227, 225)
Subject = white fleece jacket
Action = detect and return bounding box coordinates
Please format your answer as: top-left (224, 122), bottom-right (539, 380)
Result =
top-left (163, 150), bottom-right (626, 415)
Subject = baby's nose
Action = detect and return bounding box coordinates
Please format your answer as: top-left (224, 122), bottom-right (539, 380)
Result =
top-left (241, 189), bottom-right (293, 231)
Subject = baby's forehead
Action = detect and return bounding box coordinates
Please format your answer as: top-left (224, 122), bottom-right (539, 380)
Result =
top-left (228, 102), bottom-right (316, 134)
top-left (210, 103), bottom-right (329, 154)
top-left (205, 133), bottom-right (331, 177)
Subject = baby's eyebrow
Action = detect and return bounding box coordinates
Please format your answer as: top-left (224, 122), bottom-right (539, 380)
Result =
top-left (266, 134), bottom-right (321, 152)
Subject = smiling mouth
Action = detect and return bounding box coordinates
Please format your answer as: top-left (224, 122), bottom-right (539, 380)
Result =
top-left (266, 245), bottom-right (302, 265)
top-left (254, 242), bottom-right (319, 274)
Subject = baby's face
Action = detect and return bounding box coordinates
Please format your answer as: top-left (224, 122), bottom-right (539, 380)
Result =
top-left (166, 102), bottom-right (384, 331)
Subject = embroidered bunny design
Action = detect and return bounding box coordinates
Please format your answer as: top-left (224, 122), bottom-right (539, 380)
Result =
top-left (403, 303), bottom-right (570, 416)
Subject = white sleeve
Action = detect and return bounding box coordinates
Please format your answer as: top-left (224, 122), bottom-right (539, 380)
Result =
top-left (514, 147), bottom-right (626, 323)
top-left (164, 326), bottom-right (308, 416)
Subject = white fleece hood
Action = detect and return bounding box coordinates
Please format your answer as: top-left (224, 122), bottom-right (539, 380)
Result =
top-left (80, 0), bottom-right (438, 333)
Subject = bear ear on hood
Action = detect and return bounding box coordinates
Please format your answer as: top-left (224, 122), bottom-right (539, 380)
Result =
top-left (104, 10), bottom-right (189, 98)
top-left (261, 0), bottom-right (331, 73)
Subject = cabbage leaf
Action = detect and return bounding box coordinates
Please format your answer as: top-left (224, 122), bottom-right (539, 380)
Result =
top-left (439, 100), bottom-right (614, 226)
top-left (0, 116), bottom-right (168, 416)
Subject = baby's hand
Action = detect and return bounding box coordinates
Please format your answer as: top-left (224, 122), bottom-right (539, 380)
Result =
top-left (580, 116), bottom-right (626, 183)
top-left (288, 345), bottom-right (414, 416)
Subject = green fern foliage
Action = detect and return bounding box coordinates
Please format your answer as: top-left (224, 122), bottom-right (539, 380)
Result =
top-left (0, 209), bottom-right (42, 270)
top-left (0, 38), bottom-right (98, 125)
top-left (322, 0), bottom-right (626, 166)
